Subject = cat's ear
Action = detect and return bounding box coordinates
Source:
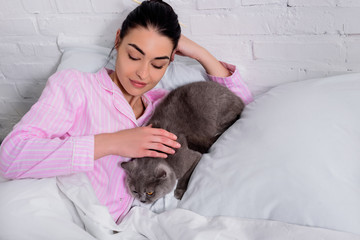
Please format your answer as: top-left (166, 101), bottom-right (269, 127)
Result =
top-left (121, 160), bottom-right (138, 172)
top-left (154, 163), bottom-right (170, 179)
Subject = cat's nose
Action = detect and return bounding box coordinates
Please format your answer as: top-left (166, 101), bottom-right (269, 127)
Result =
top-left (140, 200), bottom-right (146, 203)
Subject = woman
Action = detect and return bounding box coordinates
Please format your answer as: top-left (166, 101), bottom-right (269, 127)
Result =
top-left (0, 0), bottom-right (253, 224)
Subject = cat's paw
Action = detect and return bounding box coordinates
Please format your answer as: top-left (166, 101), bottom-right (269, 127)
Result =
top-left (174, 189), bottom-right (185, 199)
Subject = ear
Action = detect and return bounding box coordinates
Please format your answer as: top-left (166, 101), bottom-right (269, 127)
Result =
top-left (121, 160), bottom-right (137, 172)
top-left (154, 163), bottom-right (170, 179)
top-left (115, 29), bottom-right (122, 49)
top-left (170, 50), bottom-right (176, 62)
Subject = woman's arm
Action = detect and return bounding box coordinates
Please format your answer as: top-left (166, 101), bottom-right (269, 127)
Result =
top-left (0, 71), bottom-right (180, 179)
top-left (173, 35), bottom-right (253, 104)
top-left (0, 70), bottom-right (94, 179)
top-left (173, 35), bottom-right (230, 77)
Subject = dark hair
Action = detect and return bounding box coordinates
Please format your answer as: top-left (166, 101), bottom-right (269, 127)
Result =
top-left (104, 0), bottom-right (181, 68)
top-left (120, 0), bottom-right (181, 50)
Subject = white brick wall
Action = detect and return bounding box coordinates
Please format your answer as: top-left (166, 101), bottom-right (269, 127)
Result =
top-left (0, 0), bottom-right (360, 141)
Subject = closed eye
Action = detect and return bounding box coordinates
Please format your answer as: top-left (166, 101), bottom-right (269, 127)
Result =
top-left (152, 64), bottom-right (164, 70)
top-left (128, 54), bottom-right (140, 61)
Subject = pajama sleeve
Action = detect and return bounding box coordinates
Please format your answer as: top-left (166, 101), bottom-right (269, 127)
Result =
top-left (207, 62), bottom-right (253, 105)
top-left (0, 70), bottom-right (94, 179)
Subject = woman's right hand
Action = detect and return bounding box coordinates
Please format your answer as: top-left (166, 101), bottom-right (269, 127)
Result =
top-left (94, 125), bottom-right (181, 160)
top-left (172, 34), bottom-right (230, 77)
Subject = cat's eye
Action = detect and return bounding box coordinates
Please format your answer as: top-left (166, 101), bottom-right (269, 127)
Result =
top-left (132, 190), bottom-right (138, 194)
top-left (146, 191), bottom-right (154, 196)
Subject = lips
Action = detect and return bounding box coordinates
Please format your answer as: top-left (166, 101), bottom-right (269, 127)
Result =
top-left (130, 79), bottom-right (147, 88)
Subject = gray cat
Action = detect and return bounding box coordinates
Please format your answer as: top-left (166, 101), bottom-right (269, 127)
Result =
top-left (121, 81), bottom-right (244, 204)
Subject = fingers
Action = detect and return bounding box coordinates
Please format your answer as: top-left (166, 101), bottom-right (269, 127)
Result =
top-left (154, 135), bottom-right (180, 150)
top-left (143, 127), bottom-right (181, 158)
top-left (148, 142), bottom-right (176, 155)
top-left (144, 150), bottom-right (168, 159)
top-left (147, 127), bottom-right (179, 142)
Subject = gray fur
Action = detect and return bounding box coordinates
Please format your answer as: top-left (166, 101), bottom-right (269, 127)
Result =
top-left (121, 81), bottom-right (244, 204)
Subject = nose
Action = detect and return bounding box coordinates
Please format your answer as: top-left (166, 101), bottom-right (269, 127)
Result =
top-left (140, 195), bottom-right (147, 203)
top-left (136, 63), bottom-right (149, 80)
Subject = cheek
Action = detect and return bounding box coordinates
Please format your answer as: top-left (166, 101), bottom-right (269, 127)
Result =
top-left (149, 67), bottom-right (168, 85)
top-left (116, 57), bottom-right (136, 78)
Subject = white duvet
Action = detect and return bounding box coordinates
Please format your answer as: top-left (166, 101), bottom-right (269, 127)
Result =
top-left (0, 173), bottom-right (359, 240)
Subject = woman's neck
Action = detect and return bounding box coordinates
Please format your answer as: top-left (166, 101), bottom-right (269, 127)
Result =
top-left (110, 71), bottom-right (141, 108)
top-left (109, 71), bottom-right (145, 118)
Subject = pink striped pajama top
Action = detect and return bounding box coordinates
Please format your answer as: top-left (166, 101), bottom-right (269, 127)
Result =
top-left (0, 62), bottom-right (253, 223)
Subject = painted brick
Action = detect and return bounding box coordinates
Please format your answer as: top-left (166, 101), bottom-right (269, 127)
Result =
top-left (190, 11), bottom-right (280, 35)
top-left (38, 15), bottom-right (120, 36)
top-left (35, 43), bottom-right (61, 58)
top-left (0, 43), bottom-right (19, 56)
top-left (242, 0), bottom-right (287, 6)
top-left (16, 82), bottom-right (46, 99)
top-left (198, 38), bottom-right (253, 61)
top-left (0, 72), bottom-right (6, 83)
top-left (196, 0), bottom-right (239, 9)
top-left (21, 0), bottom-right (57, 14)
top-left (18, 43), bottom-right (36, 56)
top-left (9, 101), bottom-right (35, 116)
top-left (284, 8), bottom-right (337, 35)
top-left (18, 43), bottom-right (61, 58)
top-left (0, 101), bottom-right (19, 117)
top-left (55, 0), bottom-right (93, 13)
top-left (0, 84), bottom-right (20, 99)
top-left (190, 7), bottom-right (337, 36)
top-left (91, 0), bottom-right (127, 13)
top-left (253, 41), bottom-right (344, 64)
top-left (57, 33), bottom-right (115, 48)
top-left (0, 117), bottom-right (19, 141)
top-left (240, 65), bottom-right (302, 96)
top-left (345, 40), bottom-right (360, 64)
top-left (337, 0), bottom-right (360, 7)
top-left (297, 68), bottom-right (353, 80)
top-left (0, 0), bottom-right (27, 17)
top-left (288, 0), bottom-right (336, 7)
top-left (0, 19), bottom-right (37, 36)
top-left (1, 63), bottom-right (57, 81)
top-left (340, 9), bottom-right (360, 34)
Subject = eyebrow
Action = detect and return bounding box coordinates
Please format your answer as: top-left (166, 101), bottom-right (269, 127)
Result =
top-left (128, 43), bottom-right (170, 60)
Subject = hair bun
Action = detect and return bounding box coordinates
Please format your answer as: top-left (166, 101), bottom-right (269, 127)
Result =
top-left (148, 0), bottom-right (165, 3)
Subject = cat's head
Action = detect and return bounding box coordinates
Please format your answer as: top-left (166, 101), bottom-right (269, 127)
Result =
top-left (121, 158), bottom-right (177, 204)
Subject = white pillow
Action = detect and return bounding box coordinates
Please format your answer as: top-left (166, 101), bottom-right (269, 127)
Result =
top-left (57, 44), bottom-right (207, 90)
top-left (178, 73), bottom-right (360, 235)
top-left (57, 44), bottom-right (114, 73)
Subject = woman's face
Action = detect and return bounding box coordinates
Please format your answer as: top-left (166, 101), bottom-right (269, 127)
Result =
top-left (114, 27), bottom-right (174, 99)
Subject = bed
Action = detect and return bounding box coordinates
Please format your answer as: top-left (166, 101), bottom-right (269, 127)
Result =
top-left (0, 43), bottom-right (359, 240)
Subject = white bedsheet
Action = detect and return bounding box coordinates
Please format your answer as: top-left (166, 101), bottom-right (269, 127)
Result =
top-left (1, 173), bottom-right (359, 240)
top-left (118, 207), bottom-right (360, 240)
